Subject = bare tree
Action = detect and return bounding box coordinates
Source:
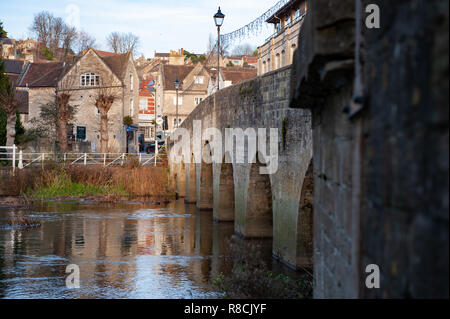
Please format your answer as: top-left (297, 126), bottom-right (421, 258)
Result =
top-left (55, 74), bottom-right (77, 152)
top-left (30, 11), bottom-right (77, 61)
top-left (106, 32), bottom-right (140, 56)
top-left (94, 80), bottom-right (120, 153)
top-left (231, 43), bottom-right (256, 56)
top-left (106, 32), bottom-right (121, 53)
top-left (77, 31), bottom-right (97, 54)
top-left (0, 77), bottom-right (19, 146)
top-left (61, 25), bottom-right (78, 60)
top-left (207, 33), bottom-right (216, 54)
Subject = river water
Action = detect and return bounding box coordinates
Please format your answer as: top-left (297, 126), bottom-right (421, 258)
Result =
top-left (0, 199), bottom-right (300, 299)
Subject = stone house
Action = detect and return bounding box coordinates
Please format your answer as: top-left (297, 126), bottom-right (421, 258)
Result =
top-left (207, 66), bottom-right (257, 96)
top-left (16, 49), bottom-right (139, 153)
top-left (257, 0), bottom-right (308, 75)
top-left (0, 38), bottom-right (16, 60)
top-left (159, 63), bottom-right (210, 132)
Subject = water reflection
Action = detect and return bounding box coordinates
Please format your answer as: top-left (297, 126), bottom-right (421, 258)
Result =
top-left (0, 199), bottom-right (297, 299)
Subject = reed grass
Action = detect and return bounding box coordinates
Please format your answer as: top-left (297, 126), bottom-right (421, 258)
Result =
top-left (13, 164), bottom-right (171, 200)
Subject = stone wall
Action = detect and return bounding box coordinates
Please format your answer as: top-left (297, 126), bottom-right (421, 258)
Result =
top-left (169, 65), bottom-right (314, 269)
top-left (292, 0), bottom-right (449, 298)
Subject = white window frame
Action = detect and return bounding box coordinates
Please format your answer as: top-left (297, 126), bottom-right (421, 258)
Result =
top-left (173, 96), bottom-right (183, 105)
top-left (130, 98), bottom-right (134, 117)
top-left (194, 76), bottom-right (204, 84)
top-left (80, 73), bottom-right (100, 87)
top-left (139, 98), bottom-right (147, 110)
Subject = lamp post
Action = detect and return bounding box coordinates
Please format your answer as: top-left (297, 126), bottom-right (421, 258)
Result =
top-left (174, 79), bottom-right (180, 129)
top-left (214, 7), bottom-right (225, 91)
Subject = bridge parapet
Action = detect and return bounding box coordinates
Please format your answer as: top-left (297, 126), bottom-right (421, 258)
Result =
top-left (168, 65), bottom-right (314, 270)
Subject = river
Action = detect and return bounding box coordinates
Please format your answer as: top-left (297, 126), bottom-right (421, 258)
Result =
top-left (0, 199), bottom-right (302, 299)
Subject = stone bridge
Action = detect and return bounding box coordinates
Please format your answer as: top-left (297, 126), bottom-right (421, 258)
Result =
top-left (168, 65), bottom-right (314, 270)
top-left (168, 0), bottom-right (449, 298)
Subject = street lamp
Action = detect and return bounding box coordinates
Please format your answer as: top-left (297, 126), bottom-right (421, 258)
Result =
top-left (174, 78), bottom-right (180, 129)
top-left (214, 7), bottom-right (225, 91)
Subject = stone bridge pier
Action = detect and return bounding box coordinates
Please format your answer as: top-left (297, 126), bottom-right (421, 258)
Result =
top-left (169, 66), bottom-right (314, 270)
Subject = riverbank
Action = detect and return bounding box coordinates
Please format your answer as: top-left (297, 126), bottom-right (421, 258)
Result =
top-left (0, 165), bottom-right (174, 206)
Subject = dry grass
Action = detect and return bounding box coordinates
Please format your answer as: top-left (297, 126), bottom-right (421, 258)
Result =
top-left (11, 165), bottom-right (172, 199)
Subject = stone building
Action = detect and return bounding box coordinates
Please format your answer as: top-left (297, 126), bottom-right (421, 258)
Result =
top-left (159, 63), bottom-right (211, 132)
top-left (0, 38), bottom-right (16, 60)
top-left (257, 0), bottom-right (307, 75)
top-left (16, 49), bottom-right (139, 153)
top-left (207, 66), bottom-right (257, 96)
top-left (290, 0), bottom-right (449, 298)
top-left (138, 77), bottom-right (157, 142)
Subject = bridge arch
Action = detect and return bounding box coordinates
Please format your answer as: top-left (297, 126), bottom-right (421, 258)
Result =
top-left (235, 152), bottom-right (273, 238)
top-left (213, 152), bottom-right (235, 222)
top-left (296, 158), bottom-right (314, 269)
top-left (197, 142), bottom-right (214, 210)
top-left (185, 154), bottom-right (197, 204)
top-left (176, 160), bottom-right (186, 198)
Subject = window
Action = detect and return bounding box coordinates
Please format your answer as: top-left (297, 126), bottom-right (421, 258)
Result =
top-left (173, 118), bottom-right (182, 126)
top-left (144, 127), bottom-right (154, 139)
top-left (263, 61), bottom-right (267, 73)
top-left (281, 50), bottom-right (286, 67)
top-left (276, 53), bottom-right (280, 69)
top-left (139, 98), bottom-right (147, 110)
top-left (130, 74), bottom-right (134, 91)
top-left (173, 96), bottom-right (183, 105)
top-left (275, 22), bottom-right (281, 33)
top-left (195, 97), bottom-right (203, 106)
top-left (80, 73), bottom-right (99, 86)
top-left (295, 9), bottom-right (300, 19)
top-left (130, 98), bottom-right (134, 117)
top-left (285, 15), bottom-right (292, 26)
top-left (194, 76), bottom-right (204, 84)
top-left (76, 126), bottom-right (86, 141)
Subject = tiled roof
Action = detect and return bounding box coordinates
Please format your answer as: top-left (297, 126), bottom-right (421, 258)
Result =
top-left (81, 49), bottom-right (118, 57)
top-left (101, 51), bottom-right (132, 80)
top-left (3, 59), bottom-right (25, 74)
top-left (0, 38), bottom-right (14, 45)
top-left (16, 90), bottom-right (29, 114)
top-left (222, 67), bottom-right (257, 84)
top-left (7, 74), bottom-right (20, 86)
top-left (17, 62), bottom-right (65, 87)
top-left (162, 65), bottom-right (194, 90)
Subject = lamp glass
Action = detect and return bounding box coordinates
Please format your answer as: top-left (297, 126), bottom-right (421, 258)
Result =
top-left (214, 7), bottom-right (225, 27)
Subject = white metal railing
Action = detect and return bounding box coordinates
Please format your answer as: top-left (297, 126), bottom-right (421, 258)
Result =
top-left (0, 144), bottom-right (165, 172)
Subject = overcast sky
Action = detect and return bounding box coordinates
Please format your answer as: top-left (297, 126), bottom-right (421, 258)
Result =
top-left (0, 0), bottom-right (277, 58)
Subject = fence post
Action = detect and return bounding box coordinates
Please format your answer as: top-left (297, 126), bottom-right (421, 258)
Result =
top-left (12, 144), bottom-right (16, 173)
top-left (103, 153), bottom-right (107, 166)
top-left (18, 150), bottom-right (23, 169)
top-left (84, 153), bottom-right (87, 165)
top-left (139, 153), bottom-right (142, 166)
top-left (41, 153), bottom-right (44, 167)
top-left (64, 153), bottom-right (67, 163)
top-left (121, 153), bottom-right (125, 166)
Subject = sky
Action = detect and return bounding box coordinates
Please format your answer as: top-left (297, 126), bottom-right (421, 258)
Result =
top-left (0, 0), bottom-right (278, 58)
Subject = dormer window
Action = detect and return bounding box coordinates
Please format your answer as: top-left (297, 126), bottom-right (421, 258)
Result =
top-left (81, 73), bottom-right (100, 86)
top-left (194, 76), bottom-right (204, 84)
